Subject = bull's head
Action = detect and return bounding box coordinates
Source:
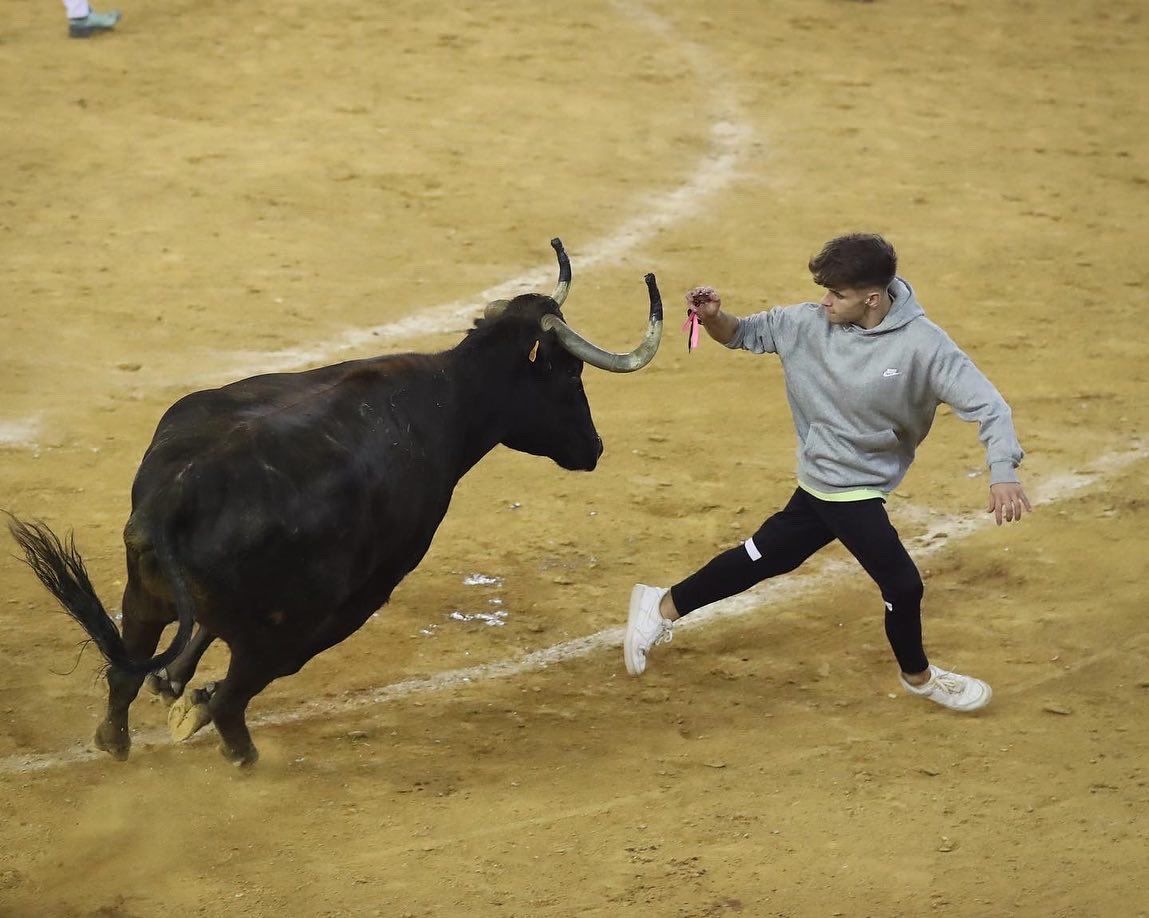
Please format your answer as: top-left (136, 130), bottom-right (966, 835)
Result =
top-left (486, 239), bottom-right (663, 472)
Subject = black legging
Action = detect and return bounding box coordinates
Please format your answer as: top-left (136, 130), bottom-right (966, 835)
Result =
top-left (670, 488), bottom-right (929, 674)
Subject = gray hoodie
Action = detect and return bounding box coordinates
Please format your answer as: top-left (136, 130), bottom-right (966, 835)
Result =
top-left (727, 276), bottom-right (1023, 495)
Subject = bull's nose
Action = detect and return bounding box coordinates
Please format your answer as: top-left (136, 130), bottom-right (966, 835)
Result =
top-left (595, 436), bottom-right (604, 458)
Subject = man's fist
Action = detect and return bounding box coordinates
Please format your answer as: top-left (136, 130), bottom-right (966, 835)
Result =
top-left (686, 286), bottom-right (722, 322)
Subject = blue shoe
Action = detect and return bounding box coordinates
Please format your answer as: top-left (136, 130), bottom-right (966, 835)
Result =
top-left (68, 9), bottom-right (121, 38)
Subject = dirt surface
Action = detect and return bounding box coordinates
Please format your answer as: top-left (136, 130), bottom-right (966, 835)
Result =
top-left (2, 0), bottom-right (1147, 915)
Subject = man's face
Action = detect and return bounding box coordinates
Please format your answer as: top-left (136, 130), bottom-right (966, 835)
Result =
top-left (820, 285), bottom-right (878, 325)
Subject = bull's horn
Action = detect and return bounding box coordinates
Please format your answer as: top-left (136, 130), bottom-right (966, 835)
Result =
top-left (540, 273), bottom-right (663, 373)
top-left (485, 237), bottom-right (568, 318)
top-left (484, 299), bottom-right (511, 320)
top-left (550, 237), bottom-right (571, 307)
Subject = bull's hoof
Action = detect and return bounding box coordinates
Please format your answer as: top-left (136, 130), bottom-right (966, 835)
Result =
top-left (167, 692), bottom-right (212, 742)
top-left (220, 742), bottom-right (259, 769)
top-left (94, 722), bottom-right (130, 761)
top-left (146, 670), bottom-right (184, 705)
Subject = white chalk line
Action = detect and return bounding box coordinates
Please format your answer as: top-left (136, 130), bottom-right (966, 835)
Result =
top-left (0, 0), bottom-right (753, 449)
top-left (0, 416), bottom-right (41, 450)
top-left (168, 1), bottom-right (752, 387)
top-left (2, 443), bottom-right (1143, 775)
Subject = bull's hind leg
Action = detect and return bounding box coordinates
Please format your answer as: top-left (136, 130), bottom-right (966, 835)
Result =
top-left (94, 610), bottom-right (167, 761)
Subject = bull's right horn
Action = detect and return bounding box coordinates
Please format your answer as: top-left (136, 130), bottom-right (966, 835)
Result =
top-left (540, 273), bottom-right (664, 373)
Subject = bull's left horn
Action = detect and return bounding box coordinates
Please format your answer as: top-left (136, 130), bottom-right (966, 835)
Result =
top-left (484, 299), bottom-right (511, 320)
top-left (540, 273), bottom-right (663, 373)
top-left (549, 237), bottom-right (572, 307)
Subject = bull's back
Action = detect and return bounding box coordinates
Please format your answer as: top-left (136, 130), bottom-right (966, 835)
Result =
top-left (128, 360), bottom-right (459, 619)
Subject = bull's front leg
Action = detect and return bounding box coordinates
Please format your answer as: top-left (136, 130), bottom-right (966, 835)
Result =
top-left (147, 625), bottom-right (215, 704)
top-left (206, 644), bottom-right (280, 767)
top-left (166, 680), bottom-right (218, 742)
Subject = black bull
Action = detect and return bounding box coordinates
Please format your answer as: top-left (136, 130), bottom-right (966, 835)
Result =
top-left (7, 240), bottom-right (664, 767)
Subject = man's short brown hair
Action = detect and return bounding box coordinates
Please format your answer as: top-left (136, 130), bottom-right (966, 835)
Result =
top-left (808, 233), bottom-right (897, 291)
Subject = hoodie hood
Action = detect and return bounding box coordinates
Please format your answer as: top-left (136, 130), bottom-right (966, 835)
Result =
top-left (859, 275), bottom-right (924, 336)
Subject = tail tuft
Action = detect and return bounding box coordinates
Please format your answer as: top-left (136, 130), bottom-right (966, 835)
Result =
top-left (6, 513), bottom-right (125, 659)
top-left (7, 511), bottom-right (195, 675)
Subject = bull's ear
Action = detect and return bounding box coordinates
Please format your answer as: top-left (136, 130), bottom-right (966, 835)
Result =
top-left (528, 340), bottom-right (540, 363)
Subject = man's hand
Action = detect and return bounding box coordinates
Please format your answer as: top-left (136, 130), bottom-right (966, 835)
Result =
top-left (686, 286), bottom-right (722, 322)
top-left (987, 481), bottom-right (1032, 525)
top-left (684, 286), bottom-right (740, 344)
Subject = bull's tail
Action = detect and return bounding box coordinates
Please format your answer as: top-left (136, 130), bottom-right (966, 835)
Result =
top-left (6, 513), bottom-right (194, 676)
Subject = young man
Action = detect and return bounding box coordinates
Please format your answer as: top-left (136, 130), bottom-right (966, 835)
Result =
top-left (625, 233), bottom-right (1030, 711)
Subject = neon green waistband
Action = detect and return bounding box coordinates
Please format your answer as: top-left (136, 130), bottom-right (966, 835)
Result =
top-left (798, 481), bottom-right (888, 503)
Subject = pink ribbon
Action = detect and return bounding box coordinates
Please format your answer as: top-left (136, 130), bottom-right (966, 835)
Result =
top-left (682, 309), bottom-right (701, 352)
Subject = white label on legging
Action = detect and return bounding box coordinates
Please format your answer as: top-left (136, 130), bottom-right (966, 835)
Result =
top-left (744, 537), bottom-right (762, 561)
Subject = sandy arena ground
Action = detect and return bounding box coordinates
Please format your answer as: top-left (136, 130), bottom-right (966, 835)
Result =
top-left (2, 0), bottom-right (1147, 915)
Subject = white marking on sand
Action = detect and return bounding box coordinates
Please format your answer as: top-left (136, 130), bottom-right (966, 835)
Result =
top-left (197, 1), bottom-right (752, 382)
top-left (1, 443), bottom-right (1142, 775)
top-left (0, 417), bottom-right (40, 449)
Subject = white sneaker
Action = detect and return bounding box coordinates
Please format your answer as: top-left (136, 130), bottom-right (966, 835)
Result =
top-left (624, 584), bottom-right (673, 676)
top-left (900, 664), bottom-right (992, 712)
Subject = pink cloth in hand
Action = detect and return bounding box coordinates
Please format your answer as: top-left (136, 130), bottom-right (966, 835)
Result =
top-left (682, 309), bottom-right (701, 352)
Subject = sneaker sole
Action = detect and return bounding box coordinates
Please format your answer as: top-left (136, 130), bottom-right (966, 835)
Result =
top-left (904, 679), bottom-right (993, 712)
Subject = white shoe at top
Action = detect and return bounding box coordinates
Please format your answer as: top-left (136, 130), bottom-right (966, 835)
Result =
top-left (900, 664), bottom-right (992, 712)
top-left (624, 584), bottom-right (673, 676)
